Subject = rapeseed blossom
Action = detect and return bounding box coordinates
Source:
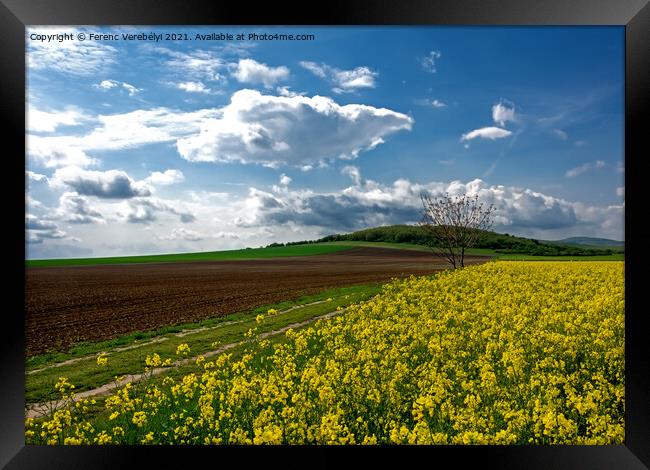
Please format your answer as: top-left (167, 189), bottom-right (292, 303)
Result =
top-left (26, 261), bottom-right (624, 445)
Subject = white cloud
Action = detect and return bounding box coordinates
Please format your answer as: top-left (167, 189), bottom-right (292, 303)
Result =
top-left (27, 27), bottom-right (117, 77)
top-left (145, 169), bottom-right (185, 186)
top-left (26, 195), bottom-right (46, 211)
top-left (28, 107), bottom-right (89, 133)
top-left (299, 61), bottom-right (327, 78)
top-left (300, 61), bottom-right (377, 93)
top-left (230, 58), bottom-right (289, 88)
top-left (430, 99), bottom-right (446, 108)
top-left (28, 108), bottom-right (219, 169)
top-left (26, 170), bottom-right (48, 182)
top-left (565, 160), bottom-right (606, 178)
top-left (50, 166), bottom-right (151, 199)
top-left (552, 129), bottom-right (568, 140)
top-left (96, 80), bottom-right (118, 90)
top-left (150, 46), bottom-right (226, 82)
top-left (341, 165), bottom-right (362, 186)
top-left (94, 79), bottom-right (142, 96)
top-left (176, 89), bottom-right (413, 167)
top-left (117, 197), bottom-right (195, 224)
top-left (29, 90), bottom-right (411, 171)
top-left (276, 86), bottom-right (304, 97)
top-left (460, 126), bottom-right (512, 142)
top-left (56, 192), bottom-right (104, 224)
top-left (279, 174), bottom-right (292, 186)
top-left (492, 101), bottom-right (516, 127)
top-left (233, 170), bottom-right (621, 239)
top-left (176, 81), bottom-right (212, 94)
top-left (421, 50), bottom-right (442, 73)
top-left (25, 214), bottom-right (69, 244)
top-left (616, 187), bottom-right (624, 197)
top-left (28, 136), bottom-right (98, 168)
top-left (158, 227), bottom-right (204, 241)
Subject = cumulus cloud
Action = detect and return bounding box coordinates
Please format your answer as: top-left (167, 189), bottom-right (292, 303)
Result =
top-left (29, 90), bottom-right (411, 170)
top-left (421, 50), bottom-right (442, 73)
top-left (300, 61), bottom-right (377, 93)
top-left (492, 101), bottom-right (516, 127)
top-left (230, 59), bottom-right (289, 88)
top-left (118, 197), bottom-right (195, 224)
top-left (94, 79), bottom-right (142, 96)
top-left (229, 168), bottom-right (621, 239)
top-left (157, 227), bottom-right (240, 242)
top-left (26, 171), bottom-right (48, 182)
top-left (27, 107), bottom-right (90, 133)
top-left (25, 214), bottom-right (68, 244)
top-left (27, 27), bottom-right (117, 77)
top-left (430, 99), bottom-right (446, 108)
top-left (175, 81), bottom-right (212, 94)
top-left (145, 169), bottom-right (185, 185)
top-left (460, 126), bottom-right (512, 142)
top-left (279, 174), bottom-right (292, 186)
top-left (55, 192), bottom-right (104, 224)
top-left (158, 227), bottom-right (204, 241)
top-left (28, 136), bottom-right (98, 168)
top-left (176, 89), bottom-right (413, 166)
top-left (50, 167), bottom-right (151, 199)
top-left (565, 160), bottom-right (605, 178)
top-left (276, 86), bottom-right (304, 97)
top-left (28, 107), bottom-right (218, 169)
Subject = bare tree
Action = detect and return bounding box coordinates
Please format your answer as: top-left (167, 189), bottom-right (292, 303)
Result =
top-left (419, 192), bottom-right (496, 269)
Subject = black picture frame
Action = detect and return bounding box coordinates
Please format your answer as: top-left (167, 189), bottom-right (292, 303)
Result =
top-left (3, 0), bottom-right (648, 467)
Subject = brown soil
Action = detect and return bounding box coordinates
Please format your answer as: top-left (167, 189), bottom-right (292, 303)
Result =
top-left (25, 247), bottom-right (489, 356)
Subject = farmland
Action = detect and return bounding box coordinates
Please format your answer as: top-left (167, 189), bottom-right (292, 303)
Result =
top-left (25, 261), bottom-right (624, 445)
top-left (25, 247), bottom-right (489, 356)
top-left (25, 244), bottom-right (355, 268)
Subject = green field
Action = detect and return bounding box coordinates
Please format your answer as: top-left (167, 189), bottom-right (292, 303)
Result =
top-left (26, 282), bottom-right (383, 404)
top-left (25, 244), bottom-right (354, 268)
top-left (26, 240), bottom-right (624, 268)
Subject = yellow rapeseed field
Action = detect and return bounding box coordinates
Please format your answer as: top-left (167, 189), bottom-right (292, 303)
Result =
top-left (26, 261), bottom-right (624, 445)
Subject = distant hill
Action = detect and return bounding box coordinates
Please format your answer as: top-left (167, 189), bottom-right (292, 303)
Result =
top-left (279, 225), bottom-right (622, 257)
top-left (552, 237), bottom-right (624, 247)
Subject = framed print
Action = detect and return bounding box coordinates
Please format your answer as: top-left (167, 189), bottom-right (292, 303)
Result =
top-left (2, 0), bottom-right (648, 467)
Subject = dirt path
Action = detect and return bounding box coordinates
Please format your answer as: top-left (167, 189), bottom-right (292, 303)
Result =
top-left (25, 306), bottom-right (346, 419)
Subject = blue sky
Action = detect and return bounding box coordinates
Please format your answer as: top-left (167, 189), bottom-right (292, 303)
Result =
top-left (26, 26), bottom-right (624, 258)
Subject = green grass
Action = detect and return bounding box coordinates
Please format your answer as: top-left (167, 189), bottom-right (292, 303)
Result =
top-left (27, 240), bottom-right (624, 268)
top-left (26, 282), bottom-right (383, 404)
top-left (494, 253), bottom-right (624, 261)
top-left (313, 241), bottom-right (624, 260)
top-left (30, 317), bottom-right (312, 424)
top-left (26, 244), bottom-right (354, 268)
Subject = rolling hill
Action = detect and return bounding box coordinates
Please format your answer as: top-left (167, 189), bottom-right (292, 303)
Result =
top-left (284, 225), bottom-right (623, 257)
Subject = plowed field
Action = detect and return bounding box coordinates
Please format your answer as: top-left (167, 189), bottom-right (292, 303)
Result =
top-left (25, 247), bottom-right (489, 356)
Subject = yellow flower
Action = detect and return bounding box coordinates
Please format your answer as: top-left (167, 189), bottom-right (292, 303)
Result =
top-left (132, 411), bottom-right (147, 427)
top-left (176, 343), bottom-right (191, 356)
top-left (96, 353), bottom-right (108, 367)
